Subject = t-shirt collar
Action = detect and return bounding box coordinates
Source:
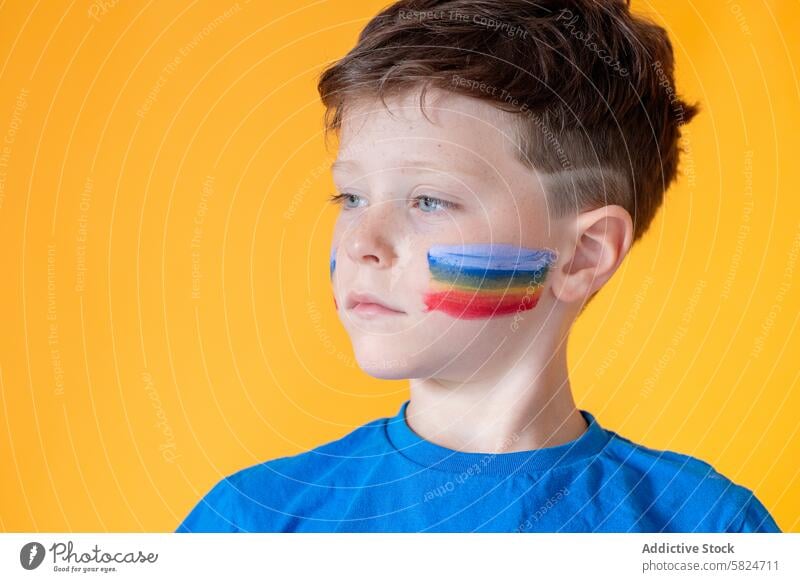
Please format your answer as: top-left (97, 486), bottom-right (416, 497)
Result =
top-left (385, 399), bottom-right (610, 476)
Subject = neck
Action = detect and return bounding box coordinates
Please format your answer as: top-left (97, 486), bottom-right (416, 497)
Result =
top-left (406, 341), bottom-right (587, 453)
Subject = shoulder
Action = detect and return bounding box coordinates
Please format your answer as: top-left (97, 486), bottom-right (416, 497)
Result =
top-left (175, 413), bottom-right (391, 532)
top-left (600, 429), bottom-right (780, 532)
top-left (232, 413), bottom-right (391, 486)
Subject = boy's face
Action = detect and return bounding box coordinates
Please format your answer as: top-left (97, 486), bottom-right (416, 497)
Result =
top-left (329, 88), bottom-right (565, 380)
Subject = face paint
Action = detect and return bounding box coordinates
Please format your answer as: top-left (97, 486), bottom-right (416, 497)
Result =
top-left (424, 243), bottom-right (558, 319)
top-left (330, 246), bottom-right (338, 310)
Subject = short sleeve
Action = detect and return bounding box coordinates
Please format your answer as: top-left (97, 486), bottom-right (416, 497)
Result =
top-left (175, 475), bottom-right (242, 533)
top-left (729, 491), bottom-right (781, 533)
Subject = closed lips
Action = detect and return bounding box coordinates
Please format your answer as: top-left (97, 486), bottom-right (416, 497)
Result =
top-left (346, 291), bottom-right (405, 313)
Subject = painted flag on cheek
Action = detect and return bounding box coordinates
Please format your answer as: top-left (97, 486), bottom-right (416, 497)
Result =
top-left (423, 243), bottom-right (558, 319)
top-left (330, 246), bottom-right (338, 310)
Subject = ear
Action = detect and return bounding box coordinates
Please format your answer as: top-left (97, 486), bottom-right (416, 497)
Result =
top-left (550, 205), bottom-right (633, 304)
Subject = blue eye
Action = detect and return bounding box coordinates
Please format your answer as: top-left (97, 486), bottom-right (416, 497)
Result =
top-left (328, 192), bottom-right (458, 213)
top-left (413, 195), bottom-right (458, 213)
top-left (328, 192), bottom-right (364, 209)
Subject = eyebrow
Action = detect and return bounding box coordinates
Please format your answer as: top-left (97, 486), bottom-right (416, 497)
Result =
top-left (330, 159), bottom-right (359, 172)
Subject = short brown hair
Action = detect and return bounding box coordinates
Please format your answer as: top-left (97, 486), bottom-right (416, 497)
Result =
top-left (318, 0), bottom-right (698, 244)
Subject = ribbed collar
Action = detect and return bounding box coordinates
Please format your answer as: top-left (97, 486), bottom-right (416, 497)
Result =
top-left (385, 400), bottom-right (610, 476)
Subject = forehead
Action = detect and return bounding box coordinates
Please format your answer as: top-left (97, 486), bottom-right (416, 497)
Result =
top-left (335, 88), bottom-right (522, 167)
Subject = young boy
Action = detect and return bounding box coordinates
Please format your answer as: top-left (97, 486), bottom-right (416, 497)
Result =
top-left (176, 0), bottom-right (781, 532)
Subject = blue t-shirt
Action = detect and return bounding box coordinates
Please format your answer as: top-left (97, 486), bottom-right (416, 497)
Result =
top-left (175, 401), bottom-right (781, 533)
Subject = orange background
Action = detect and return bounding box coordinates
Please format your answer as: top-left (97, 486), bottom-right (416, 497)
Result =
top-left (0, 1), bottom-right (798, 532)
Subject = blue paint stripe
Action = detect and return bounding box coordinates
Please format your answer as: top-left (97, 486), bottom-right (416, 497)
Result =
top-left (428, 243), bottom-right (557, 273)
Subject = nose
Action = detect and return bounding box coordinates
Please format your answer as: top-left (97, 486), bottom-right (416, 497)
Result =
top-left (341, 199), bottom-right (398, 270)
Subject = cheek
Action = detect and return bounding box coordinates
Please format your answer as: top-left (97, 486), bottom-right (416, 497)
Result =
top-left (422, 243), bottom-right (558, 320)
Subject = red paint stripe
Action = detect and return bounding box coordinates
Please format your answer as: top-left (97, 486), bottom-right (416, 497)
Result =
top-left (424, 288), bottom-right (542, 319)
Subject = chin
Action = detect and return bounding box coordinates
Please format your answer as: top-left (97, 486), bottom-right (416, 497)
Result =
top-left (354, 352), bottom-right (412, 379)
top-left (358, 363), bottom-right (411, 380)
top-left (347, 336), bottom-right (410, 379)
top-left (353, 345), bottom-right (460, 381)
top-left (353, 338), bottom-right (409, 380)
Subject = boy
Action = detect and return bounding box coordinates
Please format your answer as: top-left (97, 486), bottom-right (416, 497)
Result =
top-left (176, 0), bottom-right (781, 532)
